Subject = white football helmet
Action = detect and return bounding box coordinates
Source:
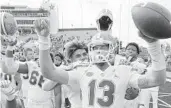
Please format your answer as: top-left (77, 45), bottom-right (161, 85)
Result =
top-left (88, 32), bottom-right (117, 64)
top-left (96, 9), bottom-right (113, 31)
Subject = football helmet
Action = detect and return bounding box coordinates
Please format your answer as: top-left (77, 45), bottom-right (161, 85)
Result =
top-left (96, 9), bottom-right (113, 31)
top-left (88, 32), bottom-right (117, 64)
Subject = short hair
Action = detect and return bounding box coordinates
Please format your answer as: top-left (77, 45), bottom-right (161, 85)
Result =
top-left (126, 42), bottom-right (140, 54)
top-left (54, 52), bottom-right (64, 61)
top-left (98, 16), bottom-right (113, 31)
top-left (64, 40), bottom-right (88, 59)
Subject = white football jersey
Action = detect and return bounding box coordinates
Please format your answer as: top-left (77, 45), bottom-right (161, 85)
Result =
top-left (114, 54), bottom-right (126, 66)
top-left (115, 55), bottom-right (146, 74)
top-left (68, 65), bottom-right (140, 108)
top-left (131, 61), bottom-right (146, 74)
top-left (144, 68), bottom-right (159, 92)
top-left (62, 84), bottom-right (82, 108)
top-left (20, 71), bottom-right (30, 106)
top-left (26, 61), bottom-right (54, 102)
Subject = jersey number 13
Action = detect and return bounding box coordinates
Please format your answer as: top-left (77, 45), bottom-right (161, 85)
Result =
top-left (88, 80), bottom-right (115, 107)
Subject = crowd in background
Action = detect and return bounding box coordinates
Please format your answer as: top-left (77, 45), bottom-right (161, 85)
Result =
top-left (11, 34), bottom-right (171, 73)
top-left (1, 25), bottom-right (171, 108)
top-left (1, 3), bottom-right (171, 108)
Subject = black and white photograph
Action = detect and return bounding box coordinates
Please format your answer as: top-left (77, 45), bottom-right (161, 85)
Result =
top-left (0, 0), bottom-right (171, 108)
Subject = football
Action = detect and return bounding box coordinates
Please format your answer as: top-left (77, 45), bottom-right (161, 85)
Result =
top-left (0, 12), bottom-right (17, 36)
top-left (131, 2), bottom-right (171, 39)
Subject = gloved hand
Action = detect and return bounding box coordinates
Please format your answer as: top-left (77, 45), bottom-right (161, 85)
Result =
top-left (125, 86), bottom-right (140, 100)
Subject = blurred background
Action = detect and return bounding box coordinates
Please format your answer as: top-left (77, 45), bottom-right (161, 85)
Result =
top-left (0, 1), bottom-right (171, 108)
top-left (0, 0), bottom-right (171, 47)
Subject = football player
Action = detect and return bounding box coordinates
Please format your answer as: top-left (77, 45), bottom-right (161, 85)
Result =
top-left (1, 12), bottom-right (56, 108)
top-left (0, 12), bottom-right (24, 108)
top-left (35, 17), bottom-right (166, 108)
top-left (96, 9), bottom-right (144, 107)
top-left (42, 40), bottom-right (89, 108)
top-left (2, 44), bottom-right (57, 108)
top-left (0, 70), bottom-right (24, 108)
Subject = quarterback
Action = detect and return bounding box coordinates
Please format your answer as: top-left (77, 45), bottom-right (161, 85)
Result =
top-left (35, 17), bottom-right (166, 108)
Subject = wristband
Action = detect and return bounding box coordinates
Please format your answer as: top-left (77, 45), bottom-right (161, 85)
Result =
top-left (148, 41), bottom-right (166, 71)
top-left (38, 35), bottom-right (51, 50)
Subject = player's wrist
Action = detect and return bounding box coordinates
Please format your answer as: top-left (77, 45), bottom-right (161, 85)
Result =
top-left (39, 35), bottom-right (50, 43)
top-left (148, 41), bottom-right (166, 71)
top-left (38, 35), bottom-right (51, 50)
top-left (6, 94), bottom-right (16, 101)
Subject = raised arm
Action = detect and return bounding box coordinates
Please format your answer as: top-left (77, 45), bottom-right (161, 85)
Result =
top-left (42, 79), bottom-right (58, 91)
top-left (1, 39), bottom-right (28, 75)
top-left (34, 19), bottom-right (70, 84)
top-left (129, 31), bottom-right (166, 89)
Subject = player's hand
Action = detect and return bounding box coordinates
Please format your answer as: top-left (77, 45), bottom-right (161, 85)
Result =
top-left (138, 31), bottom-right (158, 43)
top-left (0, 80), bottom-right (16, 96)
top-left (0, 80), bottom-right (11, 88)
top-left (125, 87), bottom-right (139, 100)
top-left (8, 38), bottom-right (17, 46)
top-left (1, 35), bottom-right (17, 46)
top-left (34, 19), bottom-right (50, 37)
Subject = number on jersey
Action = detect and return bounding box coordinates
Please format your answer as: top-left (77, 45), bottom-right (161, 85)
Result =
top-left (29, 71), bottom-right (45, 88)
top-left (22, 74), bottom-right (29, 80)
top-left (0, 73), bottom-right (12, 82)
top-left (88, 80), bottom-right (115, 107)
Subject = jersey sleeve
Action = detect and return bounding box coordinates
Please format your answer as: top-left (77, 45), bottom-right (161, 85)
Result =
top-left (67, 67), bottom-right (85, 91)
top-left (128, 69), bottom-right (141, 89)
top-left (26, 61), bottom-right (37, 75)
top-left (131, 61), bottom-right (147, 74)
top-left (114, 54), bottom-right (126, 66)
top-left (67, 69), bottom-right (80, 87)
top-left (62, 85), bottom-right (70, 98)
